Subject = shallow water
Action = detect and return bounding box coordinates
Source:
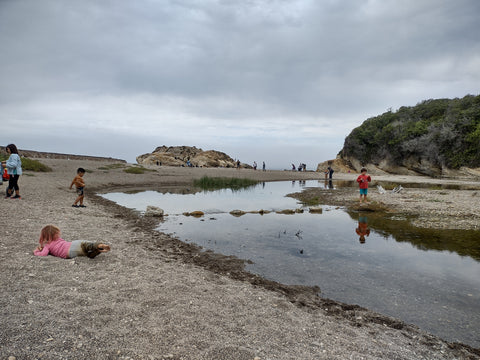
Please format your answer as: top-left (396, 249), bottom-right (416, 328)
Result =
top-left (103, 181), bottom-right (480, 347)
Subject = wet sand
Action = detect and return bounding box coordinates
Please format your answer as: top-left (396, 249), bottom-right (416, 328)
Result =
top-left (1, 158), bottom-right (478, 359)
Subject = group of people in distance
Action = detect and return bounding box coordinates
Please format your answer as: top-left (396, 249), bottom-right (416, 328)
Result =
top-left (252, 161), bottom-right (266, 171)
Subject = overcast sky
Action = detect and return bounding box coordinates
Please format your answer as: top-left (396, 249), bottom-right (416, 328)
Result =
top-left (1, 0), bottom-right (479, 169)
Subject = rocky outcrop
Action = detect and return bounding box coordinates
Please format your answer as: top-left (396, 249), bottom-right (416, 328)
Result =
top-left (316, 158), bottom-right (356, 174)
top-left (137, 146), bottom-right (247, 168)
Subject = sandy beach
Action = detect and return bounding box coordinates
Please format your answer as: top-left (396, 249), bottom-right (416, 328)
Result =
top-left (1, 158), bottom-right (479, 360)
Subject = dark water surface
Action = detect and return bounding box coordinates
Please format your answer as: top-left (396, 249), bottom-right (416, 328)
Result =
top-left (102, 181), bottom-right (480, 347)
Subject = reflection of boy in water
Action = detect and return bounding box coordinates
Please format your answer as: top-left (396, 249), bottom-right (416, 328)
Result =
top-left (356, 216), bottom-right (370, 244)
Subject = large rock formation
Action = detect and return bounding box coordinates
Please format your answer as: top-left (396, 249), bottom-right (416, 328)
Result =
top-left (316, 158), bottom-right (357, 174)
top-left (136, 146), bottom-right (245, 168)
top-left (338, 95), bottom-right (480, 177)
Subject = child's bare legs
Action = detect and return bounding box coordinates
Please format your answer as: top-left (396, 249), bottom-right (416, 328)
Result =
top-left (80, 242), bottom-right (111, 258)
top-left (73, 194), bottom-right (84, 206)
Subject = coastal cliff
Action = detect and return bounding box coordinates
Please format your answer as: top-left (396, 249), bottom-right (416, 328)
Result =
top-left (338, 94), bottom-right (480, 177)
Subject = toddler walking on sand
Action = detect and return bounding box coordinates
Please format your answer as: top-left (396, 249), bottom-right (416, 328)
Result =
top-left (70, 167), bottom-right (86, 207)
top-left (33, 225), bottom-right (110, 259)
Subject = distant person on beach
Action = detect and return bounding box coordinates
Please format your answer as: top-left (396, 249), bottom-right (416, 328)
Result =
top-left (355, 216), bottom-right (370, 244)
top-left (236, 160), bottom-right (240, 169)
top-left (2, 144), bottom-right (22, 199)
top-left (253, 161), bottom-right (257, 170)
top-left (328, 166), bottom-right (334, 179)
top-left (357, 167), bottom-right (371, 203)
top-left (70, 167), bottom-right (86, 207)
top-left (33, 225), bottom-right (110, 259)
top-left (262, 161), bottom-right (265, 171)
top-left (292, 164), bottom-right (296, 171)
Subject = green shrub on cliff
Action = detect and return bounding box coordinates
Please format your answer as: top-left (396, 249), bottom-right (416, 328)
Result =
top-left (341, 94), bottom-right (480, 169)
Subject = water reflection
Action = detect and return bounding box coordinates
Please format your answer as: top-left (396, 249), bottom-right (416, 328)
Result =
top-left (347, 212), bottom-right (480, 261)
top-left (102, 180), bottom-right (480, 347)
top-left (355, 216), bottom-right (370, 244)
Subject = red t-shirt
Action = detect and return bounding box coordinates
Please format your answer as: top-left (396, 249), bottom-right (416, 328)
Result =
top-left (357, 174), bottom-right (371, 189)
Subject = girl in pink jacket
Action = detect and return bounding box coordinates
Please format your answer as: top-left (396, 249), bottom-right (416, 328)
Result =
top-left (33, 225), bottom-right (110, 259)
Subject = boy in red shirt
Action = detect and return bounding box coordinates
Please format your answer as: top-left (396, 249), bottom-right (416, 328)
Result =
top-left (356, 167), bottom-right (371, 203)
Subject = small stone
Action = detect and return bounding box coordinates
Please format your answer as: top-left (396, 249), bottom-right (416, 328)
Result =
top-left (189, 211), bottom-right (204, 217)
top-left (144, 206), bottom-right (164, 217)
top-left (230, 209), bottom-right (246, 217)
top-left (8, 356), bottom-right (16, 360)
top-left (275, 209), bottom-right (295, 214)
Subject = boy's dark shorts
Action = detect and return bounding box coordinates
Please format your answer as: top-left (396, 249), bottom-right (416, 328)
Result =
top-left (76, 187), bottom-right (84, 196)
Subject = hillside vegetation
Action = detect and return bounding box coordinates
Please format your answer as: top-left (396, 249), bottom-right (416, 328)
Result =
top-left (340, 95), bottom-right (480, 173)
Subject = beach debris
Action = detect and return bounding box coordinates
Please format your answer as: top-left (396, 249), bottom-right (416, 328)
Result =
top-left (392, 185), bottom-right (404, 193)
top-left (144, 205), bottom-right (164, 217)
top-left (230, 209), bottom-right (246, 217)
top-left (309, 207), bottom-right (323, 214)
top-left (377, 185), bottom-right (386, 194)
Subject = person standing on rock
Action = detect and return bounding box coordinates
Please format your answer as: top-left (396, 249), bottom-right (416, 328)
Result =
top-left (2, 144), bottom-right (22, 199)
top-left (357, 167), bottom-right (371, 203)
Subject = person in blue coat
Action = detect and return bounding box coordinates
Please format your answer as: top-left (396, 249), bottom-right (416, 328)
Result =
top-left (2, 144), bottom-right (23, 199)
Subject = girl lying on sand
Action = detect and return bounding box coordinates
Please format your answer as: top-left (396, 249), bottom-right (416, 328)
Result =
top-left (33, 225), bottom-right (111, 259)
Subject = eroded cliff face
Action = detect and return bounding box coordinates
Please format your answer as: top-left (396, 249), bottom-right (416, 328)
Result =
top-left (136, 146), bottom-right (245, 168)
top-left (332, 155), bottom-right (480, 178)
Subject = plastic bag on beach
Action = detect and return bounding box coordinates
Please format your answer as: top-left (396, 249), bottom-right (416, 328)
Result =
top-left (392, 185), bottom-right (404, 193)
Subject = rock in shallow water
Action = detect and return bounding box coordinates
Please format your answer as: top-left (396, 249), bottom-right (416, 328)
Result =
top-left (144, 206), bottom-right (164, 217)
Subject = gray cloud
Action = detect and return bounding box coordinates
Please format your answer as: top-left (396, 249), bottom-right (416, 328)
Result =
top-left (1, 0), bottom-right (479, 167)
